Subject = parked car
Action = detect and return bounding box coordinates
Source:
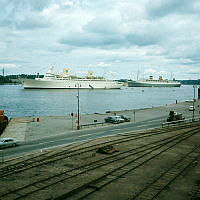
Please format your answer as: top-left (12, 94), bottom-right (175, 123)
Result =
top-left (105, 116), bottom-right (125, 124)
top-left (0, 137), bottom-right (19, 149)
top-left (185, 99), bottom-right (194, 102)
top-left (189, 106), bottom-right (195, 111)
top-left (119, 115), bottom-right (131, 122)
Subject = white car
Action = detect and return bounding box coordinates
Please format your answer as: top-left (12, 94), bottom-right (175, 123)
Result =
top-left (189, 106), bottom-right (195, 111)
top-left (0, 137), bottom-right (19, 149)
top-left (185, 99), bottom-right (194, 102)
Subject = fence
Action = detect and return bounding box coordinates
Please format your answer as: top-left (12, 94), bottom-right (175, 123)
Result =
top-left (162, 117), bottom-right (200, 127)
top-left (80, 122), bottom-right (105, 129)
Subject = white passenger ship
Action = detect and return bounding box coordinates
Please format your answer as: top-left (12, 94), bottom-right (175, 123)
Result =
top-left (128, 76), bottom-right (181, 87)
top-left (20, 67), bottom-right (122, 89)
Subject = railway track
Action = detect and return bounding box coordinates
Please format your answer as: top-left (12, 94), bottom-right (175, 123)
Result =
top-left (0, 125), bottom-right (199, 200)
top-left (130, 146), bottom-right (200, 200)
top-left (0, 123), bottom-right (196, 178)
top-left (51, 128), bottom-right (200, 200)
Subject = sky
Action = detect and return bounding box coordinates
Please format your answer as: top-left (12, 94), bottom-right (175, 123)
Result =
top-left (1, 0), bottom-right (200, 80)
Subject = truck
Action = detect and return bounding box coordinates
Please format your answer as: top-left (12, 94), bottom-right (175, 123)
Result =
top-left (167, 111), bottom-right (185, 122)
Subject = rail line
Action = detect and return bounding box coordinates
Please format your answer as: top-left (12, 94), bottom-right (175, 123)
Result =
top-left (129, 145), bottom-right (200, 199)
top-left (52, 128), bottom-right (200, 200)
top-left (0, 123), bottom-right (195, 178)
top-left (0, 126), bottom-right (199, 200)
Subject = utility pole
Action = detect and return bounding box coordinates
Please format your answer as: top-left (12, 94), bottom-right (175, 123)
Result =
top-left (77, 84), bottom-right (80, 130)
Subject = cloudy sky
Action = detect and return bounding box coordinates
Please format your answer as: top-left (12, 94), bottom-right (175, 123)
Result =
top-left (1, 0), bottom-right (200, 79)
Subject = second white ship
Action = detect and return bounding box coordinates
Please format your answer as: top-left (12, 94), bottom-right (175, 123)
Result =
top-left (128, 76), bottom-right (181, 87)
top-left (20, 67), bottom-right (122, 89)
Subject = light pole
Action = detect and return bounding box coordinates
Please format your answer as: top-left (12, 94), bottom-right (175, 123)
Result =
top-left (192, 85), bottom-right (196, 121)
top-left (77, 84), bottom-right (80, 130)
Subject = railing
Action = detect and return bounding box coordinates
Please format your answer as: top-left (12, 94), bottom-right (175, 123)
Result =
top-left (80, 122), bottom-right (105, 129)
top-left (162, 117), bottom-right (200, 127)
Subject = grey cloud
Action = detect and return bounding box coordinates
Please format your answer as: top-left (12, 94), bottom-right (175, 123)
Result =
top-left (0, 60), bottom-right (29, 64)
top-left (15, 15), bottom-right (51, 30)
top-left (165, 42), bottom-right (200, 67)
top-left (59, 29), bottom-right (163, 48)
top-left (187, 71), bottom-right (200, 75)
top-left (0, 15), bottom-right (50, 30)
top-left (126, 33), bottom-right (160, 46)
top-left (146, 0), bottom-right (199, 18)
top-left (59, 31), bottom-right (125, 48)
top-left (0, 0), bottom-right (51, 29)
top-left (60, 5), bottom-right (169, 48)
top-left (0, 0), bottom-right (52, 13)
top-left (1, 0), bottom-right (200, 79)
top-left (84, 16), bottom-right (120, 35)
top-left (0, 19), bottom-right (12, 27)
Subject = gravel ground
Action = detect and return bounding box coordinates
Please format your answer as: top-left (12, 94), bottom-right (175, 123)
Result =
top-left (0, 122), bottom-right (200, 200)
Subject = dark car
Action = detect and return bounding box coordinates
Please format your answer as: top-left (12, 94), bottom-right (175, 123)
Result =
top-left (119, 115), bottom-right (131, 122)
top-left (105, 116), bottom-right (125, 124)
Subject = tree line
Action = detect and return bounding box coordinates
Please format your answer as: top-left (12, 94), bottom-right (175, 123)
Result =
top-left (0, 74), bottom-right (44, 84)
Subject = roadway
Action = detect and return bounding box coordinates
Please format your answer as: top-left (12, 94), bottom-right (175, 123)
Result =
top-left (2, 107), bottom-right (200, 161)
top-left (1, 115), bottom-right (167, 160)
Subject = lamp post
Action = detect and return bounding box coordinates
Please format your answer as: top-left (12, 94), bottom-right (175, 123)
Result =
top-left (77, 83), bottom-right (80, 130)
top-left (133, 110), bottom-right (136, 123)
top-left (192, 85), bottom-right (196, 121)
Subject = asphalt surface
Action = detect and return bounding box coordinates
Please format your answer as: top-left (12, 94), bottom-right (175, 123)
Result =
top-left (1, 115), bottom-right (167, 159)
top-left (1, 99), bottom-right (200, 160)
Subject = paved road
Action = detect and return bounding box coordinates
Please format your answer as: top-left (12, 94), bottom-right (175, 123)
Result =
top-left (1, 115), bottom-right (168, 160)
top-left (2, 110), bottom-right (200, 160)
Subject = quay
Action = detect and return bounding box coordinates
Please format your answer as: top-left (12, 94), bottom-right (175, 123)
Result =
top-left (1, 99), bottom-right (200, 141)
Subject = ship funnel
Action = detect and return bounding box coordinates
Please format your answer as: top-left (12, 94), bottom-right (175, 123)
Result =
top-left (62, 68), bottom-right (70, 76)
top-left (48, 67), bottom-right (55, 74)
top-left (149, 76), bottom-right (153, 80)
top-left (87, 71), bottom-right (94, 78)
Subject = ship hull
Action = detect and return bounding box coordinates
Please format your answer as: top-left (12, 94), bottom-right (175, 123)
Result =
top-left (128, 80), bottom-right (181, 87)
top-left (20, 79), bottom-right (122, 89)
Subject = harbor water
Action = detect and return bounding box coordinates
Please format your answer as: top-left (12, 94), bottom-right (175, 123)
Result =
top-left (0, 84), bottom-right (197, 118)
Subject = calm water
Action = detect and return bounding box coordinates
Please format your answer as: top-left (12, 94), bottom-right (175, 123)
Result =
top-left (0, 84), bottom-right (197, 118)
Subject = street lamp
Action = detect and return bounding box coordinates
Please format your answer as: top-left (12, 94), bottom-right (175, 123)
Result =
top-left (77, 83), bottom-right (80, 130)
top-left (133, 110), bottom-right (136, 123)
top-left (192, 85), bottom-right (196, 121)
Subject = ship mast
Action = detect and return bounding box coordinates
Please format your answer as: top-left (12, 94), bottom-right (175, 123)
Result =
top-left (137, 70), bottom-right (139, 80)
top-left (2, 67), bottom-right (4, 77)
